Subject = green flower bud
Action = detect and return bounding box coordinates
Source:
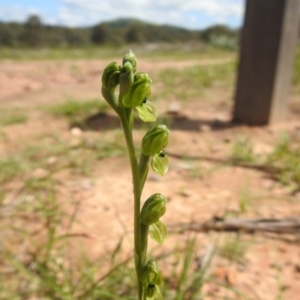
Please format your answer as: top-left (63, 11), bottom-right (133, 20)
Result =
top-left (143, 284), bottom-right (162, 300)
top-left (101, 62), bottom-right (121, 91)
top-left (119, 61), bottom-right (134, 98)
top-left (123, 72), bottom-right (152, 108)
top-left (122, 50), bottom-right (137, 73)
top-left (142, 125), bottom-right (169, 156)
top-left (141, 259), bottom-right (161, 286)
top-left (141, 193), bottom-right (166, 225)
top-left (141, 260), bottom-right (162, 300)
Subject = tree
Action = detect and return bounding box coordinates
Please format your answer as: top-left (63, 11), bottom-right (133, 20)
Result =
top-left (91, 23), bottom-right (110, 44)
top-left (125, 25), bottom-right (144, 43)
top-left (22, 15), bottom-right (44, 47)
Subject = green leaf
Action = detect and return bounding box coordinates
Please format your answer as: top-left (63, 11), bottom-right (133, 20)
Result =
top-left (150, 220), bottom-right (167, 244)
top-left (151, 152), bottom-right (169, 175)
top-left (136, 101), bottom-right (157, 122)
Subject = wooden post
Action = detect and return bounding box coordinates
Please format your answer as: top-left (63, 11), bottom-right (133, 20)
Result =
top-left (233, 0), bottom-right (300, 125)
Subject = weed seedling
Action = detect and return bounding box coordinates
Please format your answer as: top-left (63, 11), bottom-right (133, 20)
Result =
top-left (101, 50), bottom-right (170, 299)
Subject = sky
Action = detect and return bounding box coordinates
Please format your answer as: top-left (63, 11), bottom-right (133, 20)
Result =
top-left (0, 0), bottom-right (245, 30)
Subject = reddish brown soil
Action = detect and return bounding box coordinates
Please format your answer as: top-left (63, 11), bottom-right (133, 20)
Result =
top-left (1, 57), bottom-right (300, 300)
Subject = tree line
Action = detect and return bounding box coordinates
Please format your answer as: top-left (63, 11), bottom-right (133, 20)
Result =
top-left (0, 15), bottom-right (240, 49)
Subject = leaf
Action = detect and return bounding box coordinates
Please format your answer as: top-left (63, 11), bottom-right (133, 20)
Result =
top-left (151, 153), bottom-right (169, 176)
top-left (150, 220), bottom-right (167, 244)
top-left (136, 101), bottom-right (157, 122)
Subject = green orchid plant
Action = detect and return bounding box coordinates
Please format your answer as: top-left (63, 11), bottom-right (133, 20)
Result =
top-left (101, 50), bottom-right (170, 300)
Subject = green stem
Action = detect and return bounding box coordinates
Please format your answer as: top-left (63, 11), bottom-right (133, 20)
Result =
top-left (139, 154), bottom-right (150, 191)
top-left (119, 108), bottom-right (144, 300)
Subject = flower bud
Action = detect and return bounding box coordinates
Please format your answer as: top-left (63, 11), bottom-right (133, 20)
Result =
top-left (101, 62), bottom-right (121, 91)
top-left (143, 283), bottom-right (162, 300)
top-left (142, 125), bottom-right (169, 156)
top-left (122, 50), bottom-right (137, 73)
top-left (119, 61), bottom-right (134, 96)
top-left (123, 72), bottom-right (152, 108)
top-left (141, 259), bottom-right (161, 286)
top-left (141, 260), bottom-right (162, 300)
top-left (141, 193), bottom-right (166, 225)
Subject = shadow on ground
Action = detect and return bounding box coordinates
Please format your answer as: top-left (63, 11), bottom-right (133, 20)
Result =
top-left (73, 112), bottom-right (239, 132)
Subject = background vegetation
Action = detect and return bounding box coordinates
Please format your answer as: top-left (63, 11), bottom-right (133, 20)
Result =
top-left (0, 15), bottom-right (240, 49)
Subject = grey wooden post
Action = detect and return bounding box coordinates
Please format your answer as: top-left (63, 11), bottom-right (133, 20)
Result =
top-left (233, 0), bottom-right (300, 125)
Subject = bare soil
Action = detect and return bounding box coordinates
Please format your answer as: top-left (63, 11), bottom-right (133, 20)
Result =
top-left (1, 57), bottom-right (300, 300)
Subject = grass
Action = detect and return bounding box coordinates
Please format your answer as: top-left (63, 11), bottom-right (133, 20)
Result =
top-left (0, 44), bottom-right (234, 61)
top-left (154, 61), bottom-right (236, 102)
top-left (231, 137), bottom-right (256, 164)
top-left (267, 133), bottom-right (300, 190)
top-left (0, 107), bottom-right (28, 126)
top-left (44, 98), bottom-right (109, 125)
top-left (0, 157), bottom-right (26, 184)
top-left (0, 130), bottom-right (126, 186)
top-left (239, 182), bottom-right (251, 214)
top-left (219, 235), bottom-right (248, 264)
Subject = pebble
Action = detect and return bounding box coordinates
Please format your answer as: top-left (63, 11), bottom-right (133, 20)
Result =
top-left (226, 268), bottom-right (238, 286)
top-left (47, 156), bottom-right (58, 165)
top-left (295, 264), bottom-right (300, 273)
top-left (148, 174), bottom-right (160, 182)
top-left (70, 127), bottom-right (82, 136)
top-left (199, 124), bottom-right (211, 132)
top-left (175, 162), bottom-right (194, 170)
top-left (260, 179), bottom-right (274, 189)
top-left (167, 102), bottom-right (182, 116)
top-left (32, 168), bottom-right (49, 180)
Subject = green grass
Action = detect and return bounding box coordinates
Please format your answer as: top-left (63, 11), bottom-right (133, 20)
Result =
top-left (44, 98), bottom-right (109, 125)
top-left (0, 46), bottom-right (125, 61)
top-left (219, 235), bottom-right (248, 264)
top-left (267, 133), bottom-right (300, 189)
top-left (0, 157), bottom-right (26, 184)
top-left (0, 107), bottom-right (28, 126)
top-left (0, 44), bottom-right (234, 61)
top-left (154, 61), bottom-right (236, 102)
top-left (0, 131), bottom-right (126, 185)
top-left (231, 137), bottom-right (256, 164)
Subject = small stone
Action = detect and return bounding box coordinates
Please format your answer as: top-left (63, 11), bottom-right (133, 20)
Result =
top-left (179, 189), bottom-right (193, 197)
top-left (260, 179), bottom-right (274, 189)
top-left (32, 168), bottom-right (49, 180)
top-left (175, 162), bottom-right (194, 170)
top-left (226, 268), bottom-right (238, 286)
top-left (167, 102), bottom-right (182, 116)
top-left (70, 127), bottom-right (82, 136)
top-left (47, 156), bottom-right (58, 165)
top-left (80, 179), bottom-right (93, 190)
top-left (148, 174), bottom-right (160, 182)
top-left (199, 124), bottom-right (211, 132)
top-left (294, 191), bottom-right (300, 200)
top-left (214, 267), bottom-right (227, 280)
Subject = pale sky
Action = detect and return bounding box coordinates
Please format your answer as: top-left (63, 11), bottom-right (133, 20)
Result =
top-left (0, 0), bottom-right (245, 29)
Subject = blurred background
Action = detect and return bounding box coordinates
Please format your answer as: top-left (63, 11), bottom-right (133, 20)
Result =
top-left (0, 1), bottom-right (300, 300)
